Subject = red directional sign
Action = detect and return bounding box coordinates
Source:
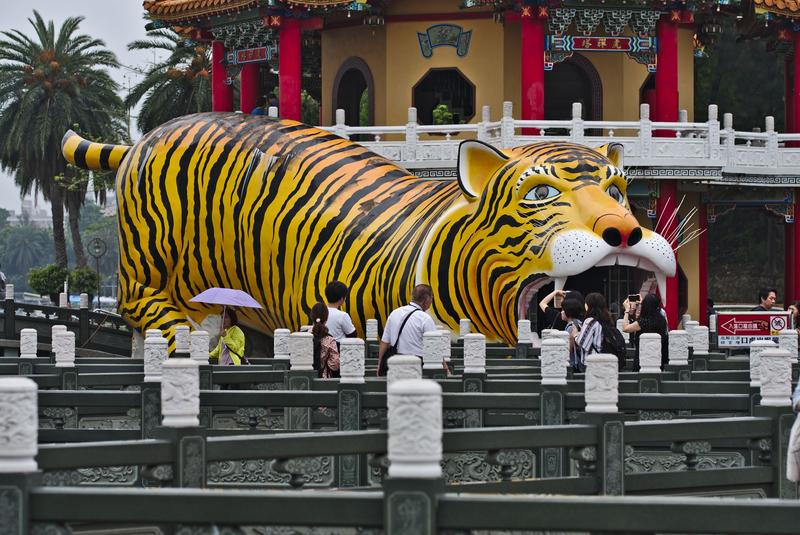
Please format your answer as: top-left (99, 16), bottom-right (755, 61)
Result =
top-left (716, 312), bottom-right (792, 347)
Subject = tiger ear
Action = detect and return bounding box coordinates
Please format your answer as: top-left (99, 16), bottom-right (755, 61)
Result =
top-left (457, 140), bottom-right (509, 199)
top-left (595, 142), bottom-right (624, 170)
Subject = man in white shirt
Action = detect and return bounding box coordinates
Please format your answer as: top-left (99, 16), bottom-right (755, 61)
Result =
top-left (325, 281), bottom-right (357, 342)
top-left (377, 284), bottom-right (438, 374)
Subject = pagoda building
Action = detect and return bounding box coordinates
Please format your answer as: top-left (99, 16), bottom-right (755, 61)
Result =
top-left (143, 0), bottom-right (799, 328)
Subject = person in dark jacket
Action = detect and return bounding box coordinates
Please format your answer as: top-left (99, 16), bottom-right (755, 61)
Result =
top-left (622, 293), bottom-right (669, 370)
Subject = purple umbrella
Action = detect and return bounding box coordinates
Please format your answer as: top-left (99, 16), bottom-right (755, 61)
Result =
top-left (190, 288), bottom-right (263, 309)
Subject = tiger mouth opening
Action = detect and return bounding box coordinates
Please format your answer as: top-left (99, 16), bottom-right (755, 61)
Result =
top-left (516, 253), bottom-right (668, 322)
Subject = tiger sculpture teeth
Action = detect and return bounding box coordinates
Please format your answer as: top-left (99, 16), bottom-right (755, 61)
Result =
top-left (62, 113), bottom-right (675, 349)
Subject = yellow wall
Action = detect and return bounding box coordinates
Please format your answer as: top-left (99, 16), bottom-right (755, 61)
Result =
top-left (321, 25), bottom-right (387, 126)
top-left (678, 27), bottom-right (695, 121)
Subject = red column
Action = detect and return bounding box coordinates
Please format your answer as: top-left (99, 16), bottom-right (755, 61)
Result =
top-left (240, 63), bottom-right (260, 114)
top-left (520, 12), bottom-right (545, 121)
top-left (656, 181), bottom-right (679, 329)
top-left (786, 222), bottom-right (795, 304)
top-left (211, 40), bottom-right (233, 112)
top-left (786, 56), bottom-right (795, 137)
top-left (698, 201), bottom-right (708, 325)
top-left (654, 15), bottom-right (680, 327)
top-left (794, 193), bottom-right (800, 306)
top-left (279, 18), bottom-right (302, 121)
top-left (654, 16), bottom-right (679, 133)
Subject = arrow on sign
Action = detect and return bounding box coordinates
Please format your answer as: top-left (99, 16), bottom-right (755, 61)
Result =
top-left (720, 318), bottom-right (768, 334)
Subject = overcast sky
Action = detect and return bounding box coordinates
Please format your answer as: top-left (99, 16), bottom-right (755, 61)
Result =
top-left (0, 0), bottom-right (156, 212)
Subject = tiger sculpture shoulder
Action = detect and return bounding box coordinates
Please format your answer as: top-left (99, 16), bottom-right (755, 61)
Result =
top-left (62, 112), bottom-right (674, 349)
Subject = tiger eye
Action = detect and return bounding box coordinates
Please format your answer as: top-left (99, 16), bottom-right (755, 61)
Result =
top-left (534, 185), bottom-right (549, 200)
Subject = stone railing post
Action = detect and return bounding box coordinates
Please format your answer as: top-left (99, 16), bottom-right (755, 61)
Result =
top-left (723, 112), bottom-right (735, 167)
top-left (287, 332), bottom-right (314, 430)
top-left (404, 107), bottom-right (418, 161)
top-left (749, 340), bottom-right (777, 389)
top-left (668, 330), bottom-right (689, 378)
top-left (753, 348), bottom-right (797, 499)
top-left (477, 105), bottom-right (491, 142)
top-left (501, 101), bottom-right (515, 148)
top-left (690, 326), bottom-right (710, 372)
top-left (638, 103), bottom-right (652, 159)
top-left (779, 329), bottom-right (798, 359)
top-left (459, 318), bottom-right (471, 338)
top-left (174, 325), bottom-right (190, 358)
top-left (366, 319), bottom-right (379, 342)
top-left (422, 331), bottom-right (443, 378)
top-left (571, 102), bottom-right (584, 144)
top-left (462, 333), bottom-right (486, 428)
top-left (616, 319), bottom-right (629, 344)
top-left (638, 333), bottom-right (662, 394)
top-left (273, 328), bottom-right (291, 372)
top-left (58, 292), bottom-right (68, 309)
top-left (576, 353), bottom-right (624, 495)
top-left (333, 108), bottom-right (349, 139)
top-left (54, 330), bottom-right (77, 389)
top-left (142, 335), bottom-right (167, 438)
top-left (387, 355), bottom-right (422, 385)
top-left (516, 319), bottom-right (532, 359)
top-left (146, 329), bottom-right (162, 338)
top-left (78, 293), bottom-right (89, 347)
top-left (384, 379), bottom-right (443, 534)
top-left (157, 358), bottom-right (205, 488)
top-left (539, 337), bottom-right (568, 477)
top-left (338, 337), bottom-right (367, 487)
top-left (190, 330), bottom-right (212, 389)
top-left (681, 314), bottom-right (691, 330)
top-left (268, 106), bottom-right (278, 118)
top-left (707, 104), bottom-right (721, 160)
top-left (684, 320), bottom-right (699, 355)
top-left (0, 376), bottom-right (39, 534)
top-left (4, 284), bottom-right (15, 341)
top-left (50, 325), bottom-right (66, 364)
top-left (19, 328), bottom-right (37, 360)
top-left (131, 329), bottom-right (145, 359)
top-left (439, 331), bottom-right (452, 376)
top-left (766, 116), bottom-right (779, 167)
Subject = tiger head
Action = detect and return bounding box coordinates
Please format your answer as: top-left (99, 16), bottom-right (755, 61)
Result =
top-left (420, 140), bottom-right (676, 344)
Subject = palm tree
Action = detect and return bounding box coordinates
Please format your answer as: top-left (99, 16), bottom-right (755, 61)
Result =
top-left (125, 29), bottom-right (212, 134)
top-left (0, 11), bottom-right (124, 267)
top-left (0, 224), bottom-right (53, 274)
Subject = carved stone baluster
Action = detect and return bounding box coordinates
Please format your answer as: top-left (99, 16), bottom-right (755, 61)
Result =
top-left (387, 355), bottom-right (422, 385)
top-left (749, 339), bottom-right (777, 388)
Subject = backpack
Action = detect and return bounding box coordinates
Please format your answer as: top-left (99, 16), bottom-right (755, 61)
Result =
top-left (601, 324), bottom-right (627, 370)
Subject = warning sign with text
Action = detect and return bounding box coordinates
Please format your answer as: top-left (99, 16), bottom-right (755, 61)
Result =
top-left (716, 312), bottom-right (793, 347)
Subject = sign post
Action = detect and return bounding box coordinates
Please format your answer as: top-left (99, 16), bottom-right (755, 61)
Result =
top-left (716, 312), bottom-right (793, 347)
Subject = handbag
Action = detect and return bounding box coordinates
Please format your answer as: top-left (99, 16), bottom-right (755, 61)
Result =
top-left (378, 309), bottom-right (419, 376)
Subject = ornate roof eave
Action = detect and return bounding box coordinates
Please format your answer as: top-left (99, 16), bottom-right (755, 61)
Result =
top-left (143, 0), bottom-right (372, 24)
top-left (753, 0), bottom-right (800, 18)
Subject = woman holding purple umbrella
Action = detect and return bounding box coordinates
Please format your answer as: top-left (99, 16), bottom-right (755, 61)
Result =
top-left (209, 309), bottom-right (246, 365)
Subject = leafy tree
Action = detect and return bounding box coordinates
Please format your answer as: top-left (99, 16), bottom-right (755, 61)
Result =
top-left (0, 11), bottom-right (124, 267)
top-left (28, 263), bottom-right (69, 302)
top-left (69, 266), bottom-right (100, 301)
top-left (694, 19), bottom-right (785, 131)
top-left (0, 207), bottom-right (9, 230)
top-left (125, 29), bottom-right (211, 134)
top-left (0, 224), bottom-right (53, 275)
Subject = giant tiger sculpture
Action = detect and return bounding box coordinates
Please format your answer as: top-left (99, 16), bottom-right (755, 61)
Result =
top-left (62, 113), bottom-right (675, 348)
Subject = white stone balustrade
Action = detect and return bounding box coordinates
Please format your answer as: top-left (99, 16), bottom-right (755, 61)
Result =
top-left (517, 319), bottom-right (532, 345)
top-left (273, 328), bottom-right (291, 360)
top-left (289, 332), bottom-right (314, 371)
top-left (684, 321), bottom-right (700, 347)
top-left (585, 353), bottom-right (619, 413)
top-left (463, 333), bottom-right (486, 374)
top-left (174, 325), bottom-right (191, 355)
top-left (144, 336), bottom-right (168, 383)
top-left (779, 330), bottom-right (798, 358)
top-left (4, 284), bottom-right (12, 299)
top-left (541, 329), bottom-right (556, 341)
top-left (340, 338), bottom-right (366, 384)
top-left (759, 348), bottom-right (792, 407)
top-left (749, 340), bottom-right (777, 387)
top-left (146, 329), bottom-right (162, 338)
top-left (189, 330), bottom-right (210, 363)
top-left (161, 358), bottom-right (200, 427)
top-left (422, 331), bottom-right (442, 370)
top-left (668, 330), bottom-right (689, 366)
top-left (51, 325), bottom-right (67, 357)
top-left (691, 325), bottom-right (709, 352)
top-left (19, 328), bottom-right (37, 359)
top-left (58, 292), bottom-right (68, 308)
top-left (639, 333), bottom-right (662, 373)
top-left (681, 314), bottom-right (691, 330)
top-left (0, 377), bottom-right (38, 472)
top-left (540, 338), bottom-right (568, 385)
top-left (387, 379), bottom-right (442, 478)
top-left (709, 314), bottom-right (717, 334)
top-left (387, 355), bottom-right (422, 385)
top-left (54, 331), bottom-right (75, 368)
top-left (365, 319), bottom-right (379, 342)
top-left (79, 293), bottom-right (89, 309)
top-left (459, 319), bottom-right (471, 337)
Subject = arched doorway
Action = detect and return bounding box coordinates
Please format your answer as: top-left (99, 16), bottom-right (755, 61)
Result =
top-left (332, 57), bottom-right (374, 127)
top-left (544, 54), bottom-right (602, 121)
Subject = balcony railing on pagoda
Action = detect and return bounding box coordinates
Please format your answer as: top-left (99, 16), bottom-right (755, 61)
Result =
top-left (262, 103), bottom-right (800, 179)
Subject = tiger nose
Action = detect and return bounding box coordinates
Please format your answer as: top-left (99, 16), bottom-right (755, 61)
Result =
top-left (596, 215), bottom-right (642, 248)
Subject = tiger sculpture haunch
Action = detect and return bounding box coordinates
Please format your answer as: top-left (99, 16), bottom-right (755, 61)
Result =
top-left (62, 113), bottom-right (675, 349)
